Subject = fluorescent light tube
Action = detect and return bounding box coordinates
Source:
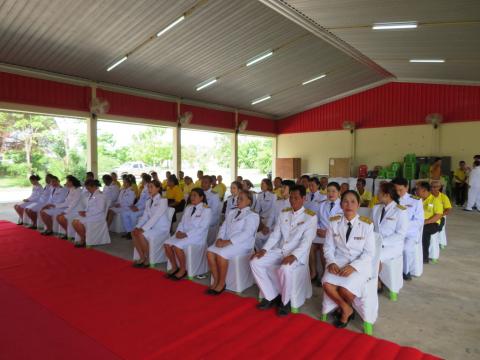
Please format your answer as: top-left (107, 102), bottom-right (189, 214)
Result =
top-left (107, 56), bottom-right (128, 72)
top-left (409, 59), bottom-right (445, 63)
top-left (246, 51), bottom-right (273, 67)
top-left (156, 16), bottom-right (185, 37)
top-left (302, 74), bottom-right (326, 85)
top-left (251, 95), bottom-right (271, 105)
top-left (373, 22), bottom-right (418, 30)
top-left (196, 78), bottom-right (217, 91)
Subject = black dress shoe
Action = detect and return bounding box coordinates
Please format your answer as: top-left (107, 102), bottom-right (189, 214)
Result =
top-left (277, 302), bottom-right (291, 317)
top-left (28, 225), bottom-right (37, 230)
top-left (172, 271), bottom-right (188, 281)
top-left (403, 273), bottom-right (412, 281)
top-left (17, 222), bottom-right (23, 226)
top-left (205, 288), bottom-right (216, 295)
top-left (41, 230), bottom-right (53, 236)
top-left (212, 285), bottom-right (226, 295)
top-left (74, 242), bottom-right (86, 248)
top-left (257, 295), bottom-right (281, 310)
top-left (423, 259), bottom-right (429, 264)
top-left (333, 312), bottom-right (355, 328)
top-left (133, 262), bottom-right (144, 268)
top-left (61, 235), bottom-right (68, 240)
top-left (166, 268), bottom-right (179, 278)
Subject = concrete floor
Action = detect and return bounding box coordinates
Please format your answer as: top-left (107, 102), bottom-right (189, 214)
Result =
top-left (1, 203), bottom-right (479, 359)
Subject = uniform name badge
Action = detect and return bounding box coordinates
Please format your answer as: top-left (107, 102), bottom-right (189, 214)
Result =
top-left (386, 217), bottom-right (395, 221)
top-left (354, 236), bottom-right (364, 240)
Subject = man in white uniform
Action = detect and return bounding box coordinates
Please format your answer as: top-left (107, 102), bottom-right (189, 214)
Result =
top-left (465, 160), bottom-right (480, 212)
top-left (392, 177), bottom-right (424, 280)
top-left (250, 185), bottom-right (317, 316)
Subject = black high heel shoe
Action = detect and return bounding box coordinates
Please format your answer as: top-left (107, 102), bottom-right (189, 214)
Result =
top-left (172, 271), bottom-right (188, 281)
top-left (334, 311), bottom-right (355, 328)
top-left (212, 284), bottom-right (226, 295)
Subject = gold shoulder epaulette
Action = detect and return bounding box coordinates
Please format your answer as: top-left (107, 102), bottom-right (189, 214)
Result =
top-left (396, 204), bottom-right (406, 210)
top-left (203, 204), bottom-right (209, 208)
top-left (410, 194), bottom-right (420, 200)
top-left (359, 216), bottom-right (373, 225)
top-left (329, 215), bottom-right (341, 221)
top-left (282, 207), bottom-right (292, 212)
top-left (305, 209), bottom-right (316, 216)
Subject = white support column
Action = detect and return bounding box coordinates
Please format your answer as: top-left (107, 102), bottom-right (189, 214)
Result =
top-left (271, 136), bottom-right (277, 178)
top-left (86, 114), bottom-right (98, 175)
top-left (231, 110), bottom-right (239, 181)
top-left (173, 100), bottom-right (181, 175)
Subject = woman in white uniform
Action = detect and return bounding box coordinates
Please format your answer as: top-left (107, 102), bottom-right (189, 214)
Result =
top-left (106, 177), bottom-right (135, 227)
top-left (322, 190), bottom-right (375, 328)
top-left (255, 178), bottom-right (276, 224)
top-left (40, 175), bottom-right (82, 236)
top-left (224, 181), bottom-right (242, 218)
top-left (164, 188), bottom-right (212, 279)
top-left (14, 174), bottom-right (43, 224)
top-left (310, 182), bottom-right (343, 282)
top-left (72, 180), bottom-right (108, 248)
top-left (241, 179), bottom-right (257, 210)
top-left (32, 176), bottom-right (68, 231)
top-left (131, 180), bottom-right (170, 268)
top-left (102, 174), bottom-right (120, 208)
top-left (305, 177), bottom-right (327, 213)
top-left (206, 190), bottom-right (259, 295)
top-left (24, 174), bottom-right (55, 228)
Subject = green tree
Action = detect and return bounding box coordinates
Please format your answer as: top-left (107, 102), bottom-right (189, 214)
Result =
top-left (131, 127), bottom-right (172, 167)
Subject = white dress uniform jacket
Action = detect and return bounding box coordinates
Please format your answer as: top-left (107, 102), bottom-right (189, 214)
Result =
top-left (110, 188), bottom-right (135, 214)
top-left (46, 186), bottom-right (68, 206)
top-left (322, 214), bottom-right (375, 297)
top-left (74, 190), bottom-right (110, 245)
top-left (372, 201), bottom-right (408, 261)
top-left (466, 166), bottom-right (480, 210)
top-left (103, 184), bottom-right (120, 208)
top-left (314, 198), bottom-right (343, 244)
top-left (255, 191), bottom-right (277, 224)
top-left (398, 193), bottom-right (424, 275)
top-left (262, 206), bottom-right (317, 265)
top-left (207, 207), bottom-right (259, 260)
top-left (22, 184), bottom-right (44, 206)
top-left (204, 189), bottom-right (221, 227)
top-left (305, 190), bottom-right (327, 214)
top-left (44, 187), bottom-right (83, 217)
top-left (224, 195), bottom-right (238, 218)
top-left (255, 198), bottom-right (291, 248)
top-left (136, 194), bottom-right (170, 241)
top-left (164, 203), bottom-right (212, 249)
top-left (25, 185), bottom-right (53, 212)
top-left (250, 206), bottom-right (317, 305)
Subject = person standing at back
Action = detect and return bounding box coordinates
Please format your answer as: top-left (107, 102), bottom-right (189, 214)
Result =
top-left (465, 160), bottom-right (480, 212)
top-left (453, 161), bottom-right (468, 206)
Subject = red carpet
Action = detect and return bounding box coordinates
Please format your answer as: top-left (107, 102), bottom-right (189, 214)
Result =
top-left (0, 221), bottom-right (438, 359)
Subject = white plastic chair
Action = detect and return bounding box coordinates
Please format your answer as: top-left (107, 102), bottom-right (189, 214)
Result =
top-left (133, 208), bottom-right (175, 266)
top-left (109, 212), bottom-right (125, 233)
top-left (166, 242), bottom-right (209, 279)
top-left (412, 228), bottom-right (424, 277)
top-left (211, 252), bottom-right (255, 293)
top-left (379, 254), bottom-right (403, 301)
top-left (429, 231), bottom-right (440, 264)
top-left (321, 233), bottom-right (382, 335)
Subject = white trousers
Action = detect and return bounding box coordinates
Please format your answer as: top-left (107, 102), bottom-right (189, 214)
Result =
top-left (250, 249), bottom-right (300, 305)
top-left (465, 186), bottom-right (480, 210)
top-left (403, 235), bottom-right (416, 275)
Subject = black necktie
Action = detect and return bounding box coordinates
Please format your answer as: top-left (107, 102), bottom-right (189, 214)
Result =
top-left (191, 206), bottom-right (196, 216)
top-left (330, 202), bottom-right (334, 211)
top-left (346, 222), bottom-right (352, 243)
top-left (380, 207), bottom-right (386, 222)
top-left (235, 210), bottom-right (241, 219)
top-left (263, 193), bottom-right (266, 199)
top-left (311, 193), bottom-right (314, 201)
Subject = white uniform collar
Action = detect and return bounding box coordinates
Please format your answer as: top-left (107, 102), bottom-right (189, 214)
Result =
top-left (292, 206), bottom-right (305, 216)
top-left (384, 200), bottom-right (396, 212)
top-left (343, 214), bottom-right (359, 226)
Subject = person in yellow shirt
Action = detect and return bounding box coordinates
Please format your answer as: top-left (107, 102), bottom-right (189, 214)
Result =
top-left (368, 180), bottom-right (387, 208)
top-left (319, 176), bottom-right (328, 195)
top-left (138, 172), bottom-right (148, 194)
top-left (183, 176), bottom-right (194, 198)
top-left (272, 176), bottom-right (283, 199)
top-left (416, 181), bottom-right (443, 263)
top-left (162, 171), bottom-right (171, 190)
top-left (194, 170), bottom-right (204, 188)
top-left (430, 180), bottom-right (452, 234)
top-left (111, 172), bottom-right (121, 188)
top-left (165, 175), bottom-right (186, 218)
top-left (178, 171), bottom-right (185, 191)
top-left (213, 175), bottom-right (227, 200)
top-left (127, 174), bottom-right (140, 198)
top-left (356, 178), bottom-right (372, 207)
top-left (453, 161), bottom-right (468, 206)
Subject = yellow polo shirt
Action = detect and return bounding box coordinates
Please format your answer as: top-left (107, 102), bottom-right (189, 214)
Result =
top-left (434, 192), bottom-right (452, 212)
top-left (368, 195), bottom-right (379, 208)
top-left (194, 179), bottom-right (202, 188)
top-left (453, 168), bottom-right (466, 183)
top-left (183, 182), bottom-right (194, 196)
top-left (358, 190), bottom-right (372, 204)
top-left (166, 185), bottom-right (183, 203)
top-left (273, 188), bottom-right (283, 199)
top-left (423, 194), bottom-right (443, 224)
top-left (213, 183), bottom-right (227, 199)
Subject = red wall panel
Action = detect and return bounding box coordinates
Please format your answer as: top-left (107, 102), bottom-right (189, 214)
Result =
top-left (238, 113), bottom-right (277, 134)
top-left (0, 71), bottom-right (90, 112)
top-left (96, 89), bottom-right (177, 123)
top-left (180, 104), bottom-right (235, 130)
top-left (278, 82), bottom-right (480, 134)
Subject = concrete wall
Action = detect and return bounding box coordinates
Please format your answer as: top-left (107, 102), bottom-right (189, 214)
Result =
top-left (277, 121), bottom-right (480, 175)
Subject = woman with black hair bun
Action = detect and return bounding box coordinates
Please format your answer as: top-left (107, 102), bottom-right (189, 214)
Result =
top-left (372, 182), bottom-right (408, 264)
top-left (164, 188), bottom-right (212, 280)
top-left (14, 174), bottom-right (43, 224)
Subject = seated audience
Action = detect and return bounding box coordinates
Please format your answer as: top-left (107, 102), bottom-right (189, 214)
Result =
top-left (107, 176), bottom-right (136, 227)
top-left (14, 174), bottom-right (43, 224)
top-left (121, 173), bottom-right (151, 239)
top-left (102, 174), bottom-right (120, 208)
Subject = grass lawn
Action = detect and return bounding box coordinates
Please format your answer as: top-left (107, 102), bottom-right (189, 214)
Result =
top-left (0, 177), bottom-right (30, 188)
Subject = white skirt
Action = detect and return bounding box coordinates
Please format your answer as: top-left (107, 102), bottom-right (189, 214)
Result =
top-left (109, 207), bottom-right (126, 215)
top-left (16, 201), bottom-right (32, 209)
top-left (143, 222), bottom-right (171, 243)
top-left (207, 243), bottom-right (251, 260)
top-left (164, 234), bottom-right (203, 250)
top-left (44, 207), bottom-right (67, 217)
top-left (25, 202), bottom-right (46, 212)
top-left (322, 269), bottom-right (368, 297)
